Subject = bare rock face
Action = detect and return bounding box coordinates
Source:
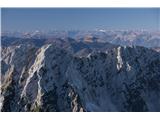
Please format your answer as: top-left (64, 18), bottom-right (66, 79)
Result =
top-left (1, 42), bottom-right (160, 112)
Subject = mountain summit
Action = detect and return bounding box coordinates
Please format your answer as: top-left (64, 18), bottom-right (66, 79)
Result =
top-left (1, 40), bottom-right (160, 111)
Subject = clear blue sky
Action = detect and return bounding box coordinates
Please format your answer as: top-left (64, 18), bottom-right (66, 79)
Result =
top-left (1, 8), bottom-right (160, 32)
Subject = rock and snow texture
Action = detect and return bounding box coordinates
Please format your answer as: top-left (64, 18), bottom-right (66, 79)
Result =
top-left (116, 47), bottom-right (123, 71)
top-left (1, 42), bottom-right (160, 112)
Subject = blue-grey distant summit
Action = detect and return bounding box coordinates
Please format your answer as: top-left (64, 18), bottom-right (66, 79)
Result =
top-left (2, 30), bottom-right (160, 48)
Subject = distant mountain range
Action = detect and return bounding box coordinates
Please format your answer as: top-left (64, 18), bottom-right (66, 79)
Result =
top-left (2, 30), bottom-right (160, 48)
top-left (1, 30), bottom-right (160, 112)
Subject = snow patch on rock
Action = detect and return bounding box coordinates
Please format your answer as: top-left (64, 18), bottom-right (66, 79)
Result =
top-left (126, 62), bottom-right (131, 71)
top-left (116, 47), bottom-right (123, 70)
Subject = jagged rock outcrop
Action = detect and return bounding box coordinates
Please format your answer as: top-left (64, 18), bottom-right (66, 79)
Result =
top-left (1, 43), bottom-right (160, 112)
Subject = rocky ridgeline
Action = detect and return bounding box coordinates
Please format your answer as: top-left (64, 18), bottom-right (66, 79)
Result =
top-left (1, 41), bottom-right (160, 112)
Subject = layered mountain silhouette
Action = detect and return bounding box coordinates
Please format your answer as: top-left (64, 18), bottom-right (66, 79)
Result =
top-left (1, 32), bottom-right (160, 112)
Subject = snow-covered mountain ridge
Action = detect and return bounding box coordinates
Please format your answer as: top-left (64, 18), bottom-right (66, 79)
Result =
top-left (1, 42), bottom-right (160, 112)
